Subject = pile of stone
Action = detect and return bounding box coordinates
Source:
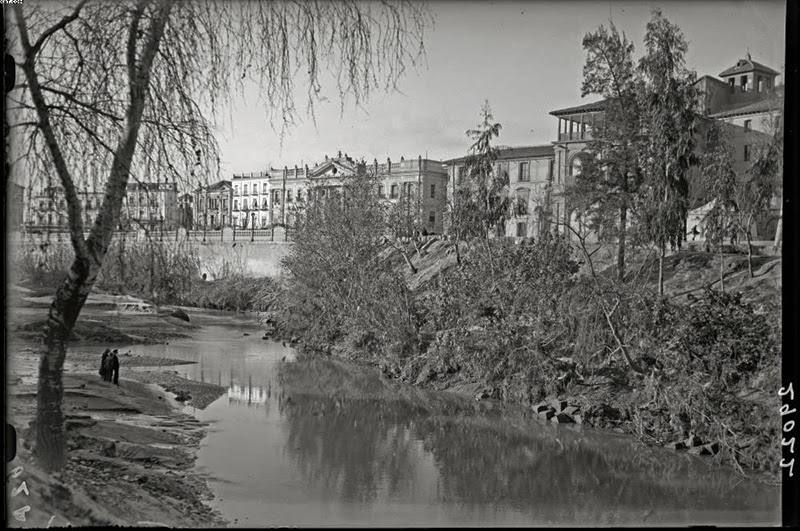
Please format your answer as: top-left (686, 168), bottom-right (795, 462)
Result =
top-left (665, 435), bottom-right (720, 455)
top-left (532, 399), bottom-right (582, 424)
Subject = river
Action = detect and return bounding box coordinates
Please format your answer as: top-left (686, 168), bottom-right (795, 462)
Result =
top-left (124, 309), bottom-right (780, 527)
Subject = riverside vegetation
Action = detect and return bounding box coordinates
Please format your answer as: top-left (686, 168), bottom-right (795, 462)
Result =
top-left (15, 186), bottom-right (782, 483)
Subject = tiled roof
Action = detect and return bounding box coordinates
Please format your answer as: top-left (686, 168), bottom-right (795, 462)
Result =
top-left (549, 99), bottom-right (608, 116)
top-left (719, 58), bottom-right (780, 77)
top-left (444, 144), bottom-right (553, 165)
top-left (709, 96), bottom-right (783, 119)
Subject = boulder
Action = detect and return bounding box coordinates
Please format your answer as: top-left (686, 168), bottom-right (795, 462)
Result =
top-left (666, 440), bottom-right (688, 451)
top-left (562, 405), bottom-right (581, 417)
top-left (551, 413), bottom-right (575, 424)
top-left (685, 434), bottom-right (703, 448)
top-left (689, 442), bottom-right (719, 456)
top-left (538, 408), bottom-right (556, 420)
top-left (170, 308), bottom-right (190, 322)
top-left (532, 403), bottom-right (551, 414)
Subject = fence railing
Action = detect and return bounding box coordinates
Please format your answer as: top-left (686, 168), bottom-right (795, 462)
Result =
top-left (20, 226), bottom-right (294, 244)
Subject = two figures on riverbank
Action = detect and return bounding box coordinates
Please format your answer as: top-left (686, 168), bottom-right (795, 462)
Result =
top-left (99, 349), bottom-right (120, 385)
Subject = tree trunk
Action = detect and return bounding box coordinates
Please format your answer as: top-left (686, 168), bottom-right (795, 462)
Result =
top-left (719, 246), bottom-right (725, 292)
top-left (35, 256), bottom-right (96, 471)
top-left (746, 221), bottom-right (754, 278)
top-left (17, 0), bottom-right (174, 472)
top-left (617, 204), bottom-right (627, 281)
top-left (658, 244), bottom-right (665, 297)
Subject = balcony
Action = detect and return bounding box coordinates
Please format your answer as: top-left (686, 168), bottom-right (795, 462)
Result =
top-left (558, 130), bottom-right (593, 142)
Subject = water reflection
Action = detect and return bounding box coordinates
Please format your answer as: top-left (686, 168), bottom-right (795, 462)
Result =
top-left (127, 317), bottom-right (779, 526)
top-left (275, 359), bottom-right (780, 525)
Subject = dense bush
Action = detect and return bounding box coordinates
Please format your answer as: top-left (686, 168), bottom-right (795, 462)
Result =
top-left (627, 289), bottom-right (781, 473)
top-left (179, 275), bottom-right (281, 312)
top-left (97, 237), bottom-right (201, 304)
top-left (277, 175), bottom-right (420, 362)
top-left (414, 236), bottom-right (581, 401)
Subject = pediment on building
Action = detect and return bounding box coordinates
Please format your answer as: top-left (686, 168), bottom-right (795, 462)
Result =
top-left (308, 160), bottom-right (356, 179)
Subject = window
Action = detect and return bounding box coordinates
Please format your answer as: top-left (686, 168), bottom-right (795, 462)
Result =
top-left (429, 211), bottom-right (436, 224)
top-left (234, 185), bottom-right (239, 196)
top-left (744, 145), bottom-right (751, 161)
top-left (244, 184), bottom-right (248, 195)
top-left (296, 189), bottom-right (302, 201)
top-left (744, 119), bottom-right (752, 131)
top-left (377, 184), bottom-right (385, 197)
top-left (234, 199), bottom-right (238, 211)
top-left (262, 199), bottom-right (268, 209)
top-left (728, 78), bottom-right (735, 87)
top-left (514, 189), bottom-right (530, 216)
top-left (430, 184), bottom-right (436, 198)
top-left (740, 75), bottom-right (748, 90)
top-left (516, 222), bottom-right (527, 238)
top-left (518, 162), bottom-right (530, 182)
top-left (390, 184), bottom-right (399, 198)
top-left (286, 189), bottom-right (293, 202)
top-left (262, 183), bottom-right (268, 193)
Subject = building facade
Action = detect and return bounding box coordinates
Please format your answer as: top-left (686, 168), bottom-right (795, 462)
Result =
top-left (121, 180), bottom-right (179, 231)
top-left (231, 152), bottom-right (449, 234)
top-left (548, 55), bottom-right (783, 241)
top-left (192, 180), bottom-right (232, 230)
top-left (26, 185), bottom-right (105, 231)
top-left (178, 193), bottom-right (194, 230)
top-left (444, 145), bottom-right (556, 238)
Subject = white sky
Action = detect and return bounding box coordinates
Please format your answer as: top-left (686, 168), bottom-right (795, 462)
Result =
top-left (213, 0), bottom-right (785, 177)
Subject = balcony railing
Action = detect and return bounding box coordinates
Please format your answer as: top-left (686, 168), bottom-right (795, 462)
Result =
top-left (558, 130), bottom-right (593, 142)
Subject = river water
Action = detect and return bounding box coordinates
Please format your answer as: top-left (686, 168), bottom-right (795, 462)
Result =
top-left (124, 310), bottom-right (780, 527)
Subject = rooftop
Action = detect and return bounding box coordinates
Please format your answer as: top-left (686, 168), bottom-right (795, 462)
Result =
top-left (708, 89), bottom-right (783, 119)
top-left (444, 144), bottom-right (554, 165)
top-left (549, 99), bottom-right (607, 117)
top-left (719, 56), bottom-right (781, 78)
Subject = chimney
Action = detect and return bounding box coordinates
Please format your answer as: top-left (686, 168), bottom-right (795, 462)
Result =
top-left (387, 157), bottom-right (391, 173)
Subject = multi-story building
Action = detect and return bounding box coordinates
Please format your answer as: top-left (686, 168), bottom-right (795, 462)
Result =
top-left (178, 193), bottom-right (194, 230)
top-left (120, 179), bottom-right (179, 231)
top-left (548, 54), bottom-right (783, 241)
top-left (27, 185), bottom-right (105, 230)
top-left (231, 172), bottom-right (271, 229)
top-left (192, 180), bottom-right (232, 230)
top-left (232, 152), bottom-right (449, 234)
top-left (444, 146), bottom-right (556, 238)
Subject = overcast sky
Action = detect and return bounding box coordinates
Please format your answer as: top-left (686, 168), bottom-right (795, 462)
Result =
top-left (215, 0), bottom-right (785, 175)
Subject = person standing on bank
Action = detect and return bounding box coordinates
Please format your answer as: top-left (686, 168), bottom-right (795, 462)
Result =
top-left (109, 349), bottom-right (120, 385)
top-left (99, 349), bottom-right (110, 381)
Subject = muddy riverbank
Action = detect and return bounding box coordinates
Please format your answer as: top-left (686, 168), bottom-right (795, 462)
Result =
top-left (7, 290), bottom-right (229, 528)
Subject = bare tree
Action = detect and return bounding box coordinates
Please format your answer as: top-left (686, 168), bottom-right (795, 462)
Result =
top-left (7, 0), bottom-right (431, 472)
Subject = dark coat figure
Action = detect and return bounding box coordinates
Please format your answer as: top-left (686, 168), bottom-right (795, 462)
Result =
top-left (109, 350), bottom-right (120, 385)
top-left (99, 349), bottom-right (110, 380)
